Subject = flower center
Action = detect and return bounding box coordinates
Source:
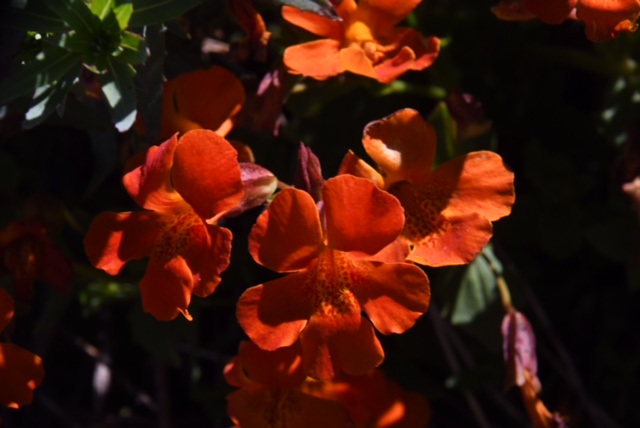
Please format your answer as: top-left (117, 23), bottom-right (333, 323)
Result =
top-left (306, 249), bottom-right (361, 316)
top-left (152, 211), bottom-right (205, 264)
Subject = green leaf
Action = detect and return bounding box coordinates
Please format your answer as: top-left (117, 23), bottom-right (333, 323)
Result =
top-left (115, 31), bottom-right (148, 65)
top-left (46, 31), bottom-right (91, 52)
top-left (23, 60), bottom-right (83, 128)
top-left (99, 58), bottom-right (137, 132)
top-left (89, 0), bottom-right (114, 20)
top-left (46, 0), bottom-right (100, 36)
top-left (451, 253), bottom-right (498, 325)
top-left (113, 3), bottom-right (133, 29)
top-left (270, 0), bottom-right (339, 20)
top-left (128, 0), bottom-right (202, 27)
top-left (0, 5), bottom-right (67, 33)
top-left (0, 46), bottom-right (83, 105)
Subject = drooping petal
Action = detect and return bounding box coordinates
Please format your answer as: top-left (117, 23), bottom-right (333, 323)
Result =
top-left (283, 39), bottom-right (343, 80)
top-left (282, 5), bottom-right (344, 39)
top-left (172, 130), bottom-right (244, 221)
top-left (338, 150), bottom-right (385, 189)
top-left (182, 223), bottom-right (232, 298)
top-left (522, 0), bottom-right (576, 24)
top-left (431, 151), bottom-right (515, 221)
top-left (360, 0), bottom-right (423, 28)
top-left (323, 175), bottom-right (404, 256)
top-left (502, 309), bottom-right (538, 391)
top-left (238, 340), bottom-right (306, 388)
top-left (139, 255), bottom-right (194, 321)
top-left (0, 343), bottom-right (44, 409)
top-left (354, 260), bottom-right (430, 335)
top-left (294, 143), bottom-right (325, 203)
top-left (577, 0), bottom-right (640, 42)
top-left (160, 67), bottom-right (245, 139)
top-left (226, 163), bottom-right (278, 217)
top-left (339, 44), bottom-right (378, 79)
top-left (123, 134), bottom-right (188, 214)
top-left (249, 188), bottom-right (324, 273)
top-left (237, 272), bottom-right (314, 351)
top-left (84, 211), bottom-right (165, 275)
top-left (363, 109), bottom-right (437, 186)
top-left (0, 288), bottom-right (14, 333)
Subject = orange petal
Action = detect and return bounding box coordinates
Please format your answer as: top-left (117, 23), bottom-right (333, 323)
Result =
top-left (338, 150), bottom-right (385, 188)
top-left (172, 130), bottom-right (244, 220)
top-left (139, 255), bottom-right (194, 321)
top-left (84, 211), bottom-right (164, 275)
top-left (491, 0), bottom-right (538, 21)
top-left (282, 5), bottom-right (344, 39)
top-left (0, 343), bottom-right (44, 409)
top-left (123, 134), bottom-right (188, 214)
top-left (432, 151), bottom-right (515, 221)
top-left (183, 223), bottom-right (232, 298)
top-left (388, 28), bottom-right (441, 72)
top-left (339, 44), bottom-right (377, 79)
top-left (284, 39), bottom-right (343, 80)
top-left (363, 109), bottom-right (436, 186)
top-left (372, 46), bottom-right (416, 84)
top-left (323, 175), bottom-right (404, 255)
top-left (236, 273), bottom-right (313, 351)
top-left (223, 356), bottom-right (252, 388)
top-left (577, 0), bottom-right (640, 42)
top-left (0, 289), bottom-right (14, 333)
top-left (160, 67), bottom-right (245, 139)
top-left (355, 260), bottom-right (430, 335)
top-left (39, 240), bottom-right (72, 294)
top-left (231, 0), bottom-right (271, 62)
top-left (238, 340), bottom-right (306, 388)
top-left (249, 188), bottom-right (324, 273)
top-left (522, 0), bottom-right (576, 24)
top-left (360, 0), bottom-right (423, 27)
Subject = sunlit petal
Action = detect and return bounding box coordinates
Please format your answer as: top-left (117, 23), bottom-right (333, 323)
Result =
top-left (282, 5), bottom-right (344, 39)
top-left (284, 40), bottom-right (343, 80)
top-left (338, 150), bottom-right (385, 189)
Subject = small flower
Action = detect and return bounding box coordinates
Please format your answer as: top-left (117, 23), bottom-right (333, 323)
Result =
top-left (0, 288), bottom-right (44, 409)
top-left (0, 221), bottom-right (72, 303)
top-left (237, 174), bottom-right (431, 379)
top-left (340, 108), bottom-right (515, 267)
top-left (160, 67), bottom-right (246, 139)
top-left (225, 340), bottom-right (351, 427)
top-left (84, 130), bottom-right (245, 321)
top-left (282, 0), bottom-right (440, 83)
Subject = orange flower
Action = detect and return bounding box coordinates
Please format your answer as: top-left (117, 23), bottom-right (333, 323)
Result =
top-left (492, 0), bottom-right (640, 42)
top-left (302, 369), bottom-right (431, 428)
top-left (282, 0), bottom-right (440, 83)
top-left (225, 340), bottom-right (351, 427)
top-left (160, 67), bottom-right (246, 139)
top-left (339, 109), bottom-right (515, 267)
top-left (0, 288), bottom-right (44, 408)
top-left (236, 174), bottom-right (431, 380)
top-left (0, 221), bottom-right (72, 303)
top-left (520, 370), bottom-right (568, 428)
top-left (84, 130), bottom-right (245, 321)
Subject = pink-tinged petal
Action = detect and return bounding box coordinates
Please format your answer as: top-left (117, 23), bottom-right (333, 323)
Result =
top-left (84, 211), bottom-right (164, 275)
top-left (294, 143), bottom-right (325, 202)
top-left (339, 44), bottom-right (378, 79)
top-left (282, 5), bottom-right (344, 39)
top-left (577, 0), bottom-right (640, 42)
top-left (355, 260), bottom-right (430, 335)
top-left (0, 343), bottom-right (44, 409)
top-left (373, 46), bottom-right (416, 84)
top-left (522, 0), bottom-right (576, 24)
top-left (363, 109), bottom-right (437, 186)
top-left (0, 288), bottom-right (14, 333)
top-left (182, 223), bottom-right (232, 298)
top-left (139, 256), bottom-right (193, 321)
top-left (432, 151), bottom-right (515, 221)
top-left (284, 40), bottom-right (343, 80)
top-left (123, 134), bottom-right (188, 214)
top-left (323, 175), bottom-right (404, 256)
top-left (491, 0), bottom-right (537, 21)
top-left (502, 309), bottom-right (539, 391)
top-left (237, 273), bottom-right (314, 350)
top-left (39, 241), bottom-right (72, 294)
top-left (360, 0), bottom-right (423, 28)
top-left (172, 130), bottom-right (244, 220)
top-left (249, 188), bottom-right (324, 273)
top-left (226, 163), bottom-right (278, 217)
top-left (238, 340), bottom-right (306, 388)
top-left (338, 150), bottom-right (385, 188)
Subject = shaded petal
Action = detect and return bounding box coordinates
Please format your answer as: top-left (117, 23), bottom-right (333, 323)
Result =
top-left (231, 0), bottom-right (271, 62)
top-left (282, 5), bottom-right (344, 39)
top-left (238, 340), bottom-right (306, 388)
top-left (172, 130), bottom-right (244, 220)
top-left (373, 46), bottom-right (416, 84)
top-left (249, 188), bottom-right (324, 272)
top-left (491, 0), bottom-right (538, 21)
top-left (339, 44), bottom-right (377, 79)
top-left (160, 67), bottom-right (245, 139)
top-left (284, 40), bottom-right (343, 80)
top-left (0, 288), bottom-right (14, 333)
top-left (502, 309), bottom-right (538, 391)
top-left (432, 151), bottom-right (515, 221)
top-left (294, 143), bottom-right (325, 203)
top-left (360, 0), bottom-right (423, 28)
top-left (39, 240), bottom-right (72, 294)
top-left (385, 28), bottom-right (441, 72)
top-left (237, 273), bottom-right (314, 350)
top-left (223, 356), bottom-right (252, 388)
top-left (84, 211), bottom-right (164, 275)
top-left (183, 223), bottom-right (232, 298)
top-left (139, 256), bottom-right (193, 321)
top-left (364, 236), bottom-right (411, 263)
top-left (225, 163), bottom-right (278, 218)
top-left (0, 343), bottom-right (44, 409)
top-left (338, 150), bottom-right (385, 189)
top-left (354, 260), bottom-right (430, 335)
top-left (323, 175), bottom-right (404, 256)
top-left (523, 0), bottom-right (576, 24)
top-left (577, 0), bottom-right (640, 42)
top-left (123, 134), bottom-right (188, 213)
top-left (363, 109), bottom-right (436, 186)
